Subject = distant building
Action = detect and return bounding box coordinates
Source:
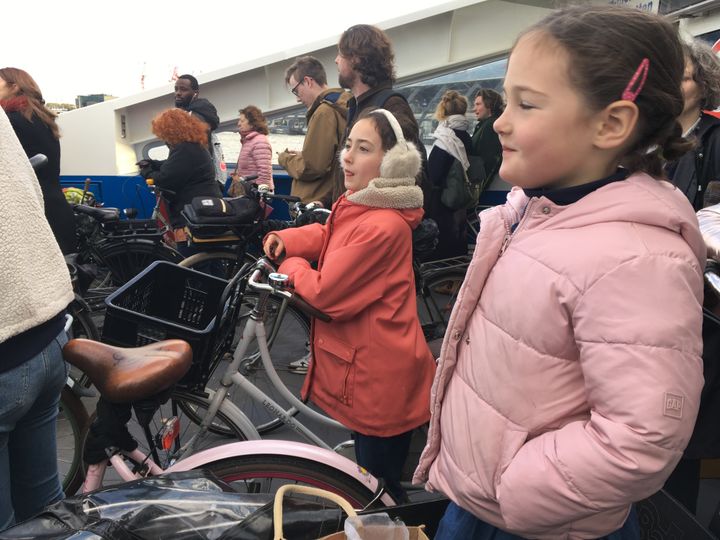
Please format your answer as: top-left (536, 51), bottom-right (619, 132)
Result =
top-left (47, 103), bottom-right (75, 114)
top-left (75, 94), bottom-right (116, 108)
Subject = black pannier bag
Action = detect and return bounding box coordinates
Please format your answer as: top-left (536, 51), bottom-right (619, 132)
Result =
top-left (182, 196), bottom-right (263, 239)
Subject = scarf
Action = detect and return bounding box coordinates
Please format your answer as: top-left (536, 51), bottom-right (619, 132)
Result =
top-left (0, 96), bottom-right (29, 114)
top-left (432, 114), bottom-right (470, 170)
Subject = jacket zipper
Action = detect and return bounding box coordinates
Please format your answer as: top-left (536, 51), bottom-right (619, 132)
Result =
top-left (499, 199), bottom-right (533, 255)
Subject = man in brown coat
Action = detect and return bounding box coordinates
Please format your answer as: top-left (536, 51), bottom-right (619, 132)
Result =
top-left (278, 56), bottom-right (350, 208)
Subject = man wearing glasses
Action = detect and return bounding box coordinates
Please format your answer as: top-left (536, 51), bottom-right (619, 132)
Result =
top-left (278, 56), bottom-right (350, 208)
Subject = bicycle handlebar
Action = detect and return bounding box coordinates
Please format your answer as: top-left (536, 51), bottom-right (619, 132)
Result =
top-left (248, 259), bottom-right (332, 322)
top-left (146, 179), bottom-right (177, 198)
top-left (287, 293), bottom-right (332, 323)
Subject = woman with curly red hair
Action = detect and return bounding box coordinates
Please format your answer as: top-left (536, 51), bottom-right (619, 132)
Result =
top-left (138, 108), bottom-right (222, 251)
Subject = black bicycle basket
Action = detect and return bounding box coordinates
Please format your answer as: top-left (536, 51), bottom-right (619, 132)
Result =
top-left (102, 261), bottom-right (247, 390)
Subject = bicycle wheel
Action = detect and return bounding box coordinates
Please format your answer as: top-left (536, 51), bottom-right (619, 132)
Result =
top-left (179, 249), bottom-right (256, 279)
top-left (202, 293), bottom-right (311, 435)
top-left (80, 388), bottom-right (250, 487)
top-left (202, 454), bottom-right (386, 508)
top-left (94, 238), bottom-right (183, 285)
top-left (58, 386), bottom-right (89, 496)
top-left (416, 271), bottom-right (465, 340)
top-left (67, 299), bottom-right (101, 341)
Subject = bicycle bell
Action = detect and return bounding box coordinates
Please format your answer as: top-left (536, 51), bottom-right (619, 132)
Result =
top-left (268, 272), bottom-right (289, 288)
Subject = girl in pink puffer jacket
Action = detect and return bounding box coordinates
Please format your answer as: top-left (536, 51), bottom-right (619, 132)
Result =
top-left (415, 6), bottom-right (705, 540)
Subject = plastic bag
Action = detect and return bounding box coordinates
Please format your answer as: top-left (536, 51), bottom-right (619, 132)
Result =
top-left (344, 513), bottom-right (409, 540)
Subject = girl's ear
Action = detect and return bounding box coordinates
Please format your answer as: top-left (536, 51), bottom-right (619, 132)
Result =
top-left (593, 101), bottom-right (639, 150)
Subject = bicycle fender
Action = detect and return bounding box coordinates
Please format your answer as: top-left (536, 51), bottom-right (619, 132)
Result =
top-left (164, 439), bottom-right (394, 505)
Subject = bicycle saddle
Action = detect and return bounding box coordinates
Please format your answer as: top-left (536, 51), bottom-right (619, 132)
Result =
top-left (63, 339), bottom-right (192, 403)
top-left (73, 204), bottom-right (121, 222)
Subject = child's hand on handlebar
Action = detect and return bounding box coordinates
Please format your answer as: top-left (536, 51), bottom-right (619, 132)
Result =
top-left (263, 233), bottom-right (285, 261)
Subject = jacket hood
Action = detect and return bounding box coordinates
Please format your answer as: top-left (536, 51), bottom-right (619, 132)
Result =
top-left (503, 172), bottom-right (706, 268)
top-left (336, 193), bottom-right (424, 229)
top-left (183, 98), bottom-right (219, 130)
top-left (346, 172), bottom-right (424, 210)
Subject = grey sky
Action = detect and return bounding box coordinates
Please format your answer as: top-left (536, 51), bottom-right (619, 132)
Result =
top-left (6, 0), bottom-right (452, 103)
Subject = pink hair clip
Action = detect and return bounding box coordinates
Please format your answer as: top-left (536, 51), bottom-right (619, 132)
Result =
top-left (622, 58), bottom-right (650, 102)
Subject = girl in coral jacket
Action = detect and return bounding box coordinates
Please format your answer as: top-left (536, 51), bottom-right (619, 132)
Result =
top-left (263, 108), bottom-right (435, 502)
top-left (414, 6), bottom-right (705, 540)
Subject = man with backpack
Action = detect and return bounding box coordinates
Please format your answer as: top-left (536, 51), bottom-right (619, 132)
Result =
top-left (279, 56), bottom-right (350, 208)
top-left (334, 24), bottom-right (428, 205)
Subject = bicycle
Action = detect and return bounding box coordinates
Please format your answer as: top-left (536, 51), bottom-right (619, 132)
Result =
top-left (63, 259), bottom-right (396, 507)
top-left (71, 184), bottom-right (183, 314)
top-left (178, 182), bottom-right (330, 434)
top-left (178, 177), bottom-right (328, 277)
top-left (194, 206), bottom-right (461, 434)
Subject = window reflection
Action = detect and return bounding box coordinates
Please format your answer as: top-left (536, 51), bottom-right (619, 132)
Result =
top-left (148, 57), bottom-right (508, 168)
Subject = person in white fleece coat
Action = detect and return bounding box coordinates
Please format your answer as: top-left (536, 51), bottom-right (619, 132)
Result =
top-left (0, 107), bottom-right (73, 530)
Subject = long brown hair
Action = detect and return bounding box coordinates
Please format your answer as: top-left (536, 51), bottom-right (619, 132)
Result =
top-left (0, 67), bottom-right (60, 139)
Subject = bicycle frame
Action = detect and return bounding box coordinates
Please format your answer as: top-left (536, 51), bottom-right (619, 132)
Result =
top-left (81, 262), bottom-right (376, 496)
top-left (179, 268), bottom-right (345, 458)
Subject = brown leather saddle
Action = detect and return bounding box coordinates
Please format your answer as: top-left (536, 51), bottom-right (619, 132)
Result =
top-left (63, 339), bottom-right (192, 403)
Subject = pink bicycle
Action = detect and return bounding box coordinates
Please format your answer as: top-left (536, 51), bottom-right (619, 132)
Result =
top-left (64, 258), bottom-right (396, 508)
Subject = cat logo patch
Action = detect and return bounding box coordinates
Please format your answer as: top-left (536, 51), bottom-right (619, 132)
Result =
top-left (664, 393), bottom-right (684, 419)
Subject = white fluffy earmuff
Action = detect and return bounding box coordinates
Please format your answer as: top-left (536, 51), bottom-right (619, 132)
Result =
top-left (374, 109), bottom-right (421, 180)
top-left (338, 109), bottom-right (421, 181)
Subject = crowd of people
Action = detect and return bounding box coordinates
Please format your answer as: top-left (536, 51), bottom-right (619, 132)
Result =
top-left (5, 4), bottom-right (720, 538)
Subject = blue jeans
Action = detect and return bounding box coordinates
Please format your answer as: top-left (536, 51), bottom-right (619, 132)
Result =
top-left (0, 330), bottom-right (68, 530)
top-left (435, 501), bottom-right (641, 540)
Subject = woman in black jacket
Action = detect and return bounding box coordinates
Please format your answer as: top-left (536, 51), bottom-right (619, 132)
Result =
top-left (138, 108), bottom-right (222, 255)
top-left (426, 90), bottom-right (472, 259)
top-left (0, 67), bottom-right (76, 254)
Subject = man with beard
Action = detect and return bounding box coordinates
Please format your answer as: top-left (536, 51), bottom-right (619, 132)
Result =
top-left (174, 74), bottom-right (226, 186)
top-left (334, 24), bottom-right (428, 205)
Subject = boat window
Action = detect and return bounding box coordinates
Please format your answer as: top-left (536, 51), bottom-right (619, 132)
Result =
top-left (143, 56), bottom-right (507, 170)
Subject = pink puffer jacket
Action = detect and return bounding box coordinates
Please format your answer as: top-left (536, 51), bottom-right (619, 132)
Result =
top-left (237, 131), bottom-right (273, 190)
top-left (413, 174), bottom-right (705, 539)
